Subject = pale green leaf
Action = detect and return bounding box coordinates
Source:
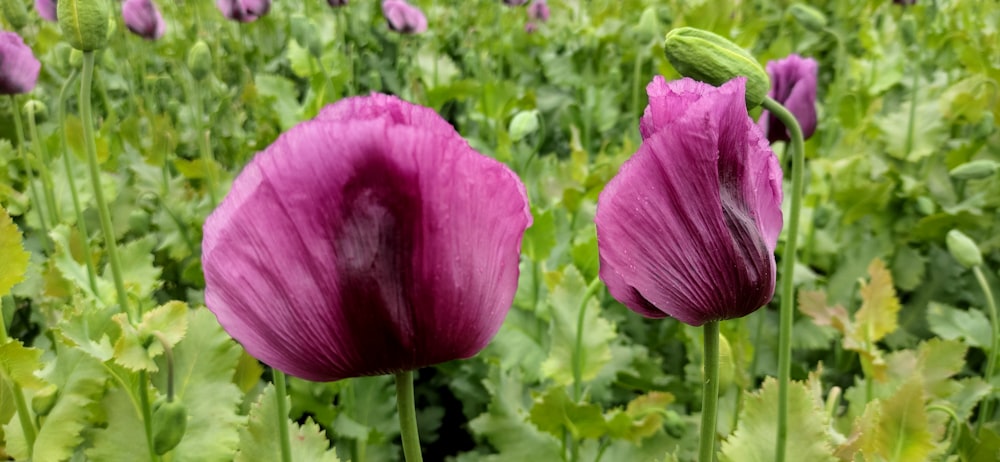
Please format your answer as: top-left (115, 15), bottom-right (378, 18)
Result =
top-left (32, 348), bottom-right (107, 462)
top-left (49, 224), bottom-right (115, 307)
top-left (109, 236), bottom-right (162, 301)
top-left (853, 259), bottom-right (901, 346)
top-left (0, 340), bottom-right (44, 389)
top-left (0, 207), bottom-right (30, 297)
top-left (468, 369), bottom-right (562, 460)
top-left (86, 387), bottom-right (151, 462)
top-left (720, 378), bottom-right (836, 462)
top-left (926, 302), bottom-right (992, 348)
top-left (859, 379), bottom-right (936, 462)
top-left (528, 386), bottom-right (606, 440)
top-left (540, 266), bottom-right (615, 385)
top-left (236, 384), bottom-right (339, 462)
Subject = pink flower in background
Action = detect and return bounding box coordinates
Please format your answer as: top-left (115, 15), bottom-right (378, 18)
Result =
top-left (527, 0), bottom-right (549, 22)
top-left (758, 54), bottom-right (818, 143)
top-left (382, 0), bottom-right (427, 34)
top-left (202, 94), bottom-right (531, 382)
top-left (122, 0), bottom-right (166, 40)
top-left (35, 0), bottom-right (57, 21)
top-left (328, 0), bottom-right (348, 6)
top-left (0, 31), bottom-right (41, 95)
top-left (217, 0), bottom-right (270, 23)
top-left (596, 76), bottom-right (783, 326)
top-left (503, 0), bottom-right (529, 6)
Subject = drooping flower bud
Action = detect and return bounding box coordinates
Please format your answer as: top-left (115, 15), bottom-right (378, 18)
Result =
top-left (0, 31), bottom-right (41, 94)
top-left (35, 0), bottom-right (57, 22)
top-left (2, 0), bottom-right (29, 29)
top-left (527, 0), bottom-right (549, 22)
top-left (946, 229), bottom-right (983, 269)
top-left (122, 0), bottom-right (165, 40)
top-left (949, 159), bottom-right (999, 180)
top-left (788, 4), bottom-right (827, 30)
top-left (23, 99), bottom-right (47, 122)
top-left (508, 110), bottom-right (540, 141)
top-left (187, 40), bottom-right (212, 81)
top-left (58, 0), bottom-right (109, 51)
top-left (663, 27), bottom-right (770, 108)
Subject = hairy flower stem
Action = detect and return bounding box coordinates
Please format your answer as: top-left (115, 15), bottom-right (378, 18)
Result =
top-left (573, 278), bottom-right (603, 402)
top-left (699, 321), bottom-right (720, 462)
top-left (761, 96), bottom-right (806, 462)
top-left (0, 299), bottom-right (37, 457)
top-left (395, 371), bottom-right (424, 462)
top-left (973, 266), bottom-right (999, 435)
top-left (25, 104), bottom-right (60, 227)
top-left (58, 70), bottom-right (100, 295)
top-left (273, 370), bottom-right (293, 462)
top-left (10, 95), bottom-right (49, 243)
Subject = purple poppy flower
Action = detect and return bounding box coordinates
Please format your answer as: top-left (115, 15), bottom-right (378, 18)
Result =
top-left (382, 0), bottom-right (427, 34)
top-left (122, 0), bottom-right (165, 40)
top-left (893, 0), bottom-right (916, 5)
top-left (328, 0), bottom-right (348, 6)
top-left (595, 76), bottom-right (783, 326)
top-left (758, 54), bottom-right (818, 143)
top-left (35, 0), bottom-right (56, 21)
top-left (202, 94), bottom-right (532, 382)
top-left (503, 0), bottom-right (528, 6)
top-left (527, 0), bottom-right (549, 22)
top-left (0, 31), bottom-right (41, 95)
top-left (524, 22), bottom-right (537, 33)
top-left (216, 0), bottom-right (270, 23)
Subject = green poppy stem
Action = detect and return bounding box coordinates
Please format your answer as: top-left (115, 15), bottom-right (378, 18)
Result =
top-left (0, 297), bottom-right (36, 458)
top-left (973, 265), bottom-right (998, 435)
top-left (24, 103), bottom-right (60, 227)
top-left (699, 320), bottom-right (720, 462)
top-left (760, 96), bottom-right (806, 462)
top-left (573, 278), bottom-right (603, 402)
top-left (395, 371), bottom-right (423, 462)
top-left (273, 370), bottom-right (293, 462)
top-left (9, 95), bottom-right (49, 242)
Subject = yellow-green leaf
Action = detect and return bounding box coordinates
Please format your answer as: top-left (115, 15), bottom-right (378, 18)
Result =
top-left (0, 340), bottom-right (45, 389)
top-left (859, 379), bottom-right (936, 462)
top-left (0, 207), bottom-right (29, 297)
top-left (853, 259), bottom-right (901, 345)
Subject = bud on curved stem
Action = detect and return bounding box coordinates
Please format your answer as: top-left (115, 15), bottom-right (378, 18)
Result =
top-left (664, 27), bottom-right (770, 108)
top-left (946, 230), bottom-right (983, 269)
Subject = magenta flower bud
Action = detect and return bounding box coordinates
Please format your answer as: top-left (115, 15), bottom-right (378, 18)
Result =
top-left (216, 0), bottom-right (270, 23)
top-left (35, 0), bottom-right (57, 22)
top-left (327, 0), bottom-right (348, 6)
top-left (596, 76), bottom-right (783, 326)
top-left (527, 0), bottom-right (549, 22)
top-left (202, 94), bottom-right (532, 382)
top-left (122, 0), bottom-right (165, 40)
top-left (382, 0), bottom-right (427, 35)
top-left (524, 22), bottom-right (537, 33)
top-left (0, 31), bottom-right (41, 95)
top-left (758, 54), bottom-right (818, 143)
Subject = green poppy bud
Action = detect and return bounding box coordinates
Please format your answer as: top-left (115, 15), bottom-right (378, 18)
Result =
top-left (788, 4), bottom-right (827, 30)
top-left (152, 398), bottom-right (188, 455)
top-left (187, 40), bottom-right (213, 81)
top-left (1, 0), bottom-right (29, 30)
top-left (946, 229), bottom-right (983, 269)
top-left (663, 27), bottom-right (770, 108)
top-left (58, 0), bottom-right (110, 51)
top-left (634, 7), bottom-right (661, 42)
top-left (508, 110), bottom-right (540, 142)
top-left (949, 159), bottom-right (999, 180)
top-left (899, 16), bottom-right (917, 46)
top-left (31, 384), bottom-right (59, 417)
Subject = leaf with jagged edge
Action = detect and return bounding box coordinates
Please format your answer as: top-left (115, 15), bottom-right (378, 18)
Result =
top-left (55, 297), bottom-right (117, 362)
top-left (112, 301), bottom-right (189, 372)
top-left (468, 368), bottom-right (562, 461)
top-left (850, 259), bottom-right (901, 349)
top-left (18, 348), bottom-right (107, 462)
top-left (720, 378), bottom-right (836, 462)
top-left (49, 224), bottom-right (115, 307)
top-left (859, 379), bottom-right (937, 462)
top-left (540, 265), bottom-right (615, 386)
top-left (150, 308), bottom-right (244, 462)
top-left (529, 386), bottom-right (607, 440)
top-left (0, 207), bottom-right (29, 297)
top-left (108, 236), bottom-right (162, 301)
top-left (0, 340), bottom-right (45, 390)
top-left (85, 386), bottom-right (151, 462)
top-left (605, 391), bottom-right (675, 442)
top-left (235, 384), bottom-right (340, 462)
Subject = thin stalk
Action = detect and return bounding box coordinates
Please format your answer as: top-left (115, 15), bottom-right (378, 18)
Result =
top-left (138, 371), bottom-right (158, 462)
top-left (699, 321), bottom-right (721, 462)
top-left (189, 77), bottom-right (219, 206)
top-left (80, 52), bottom-right (133, 319)
top-left (10, 95), bottom-right (49, 241)
top-left (25, 104), bottom-right (60, 226)
top-left (573, 278), bottom-right (603, 402)
top-left (761, 96), bottom-right (806, 462)
top-left (395, 371), bottom-right (423, 462)
top-left (273, 370), bottom-right (293, 462)
top-left (0, 299), bottom-right (37, 457)
top-left (58, 70), bottom-right (99, 295)
top-left (973, 266), bottom-right (998, 435)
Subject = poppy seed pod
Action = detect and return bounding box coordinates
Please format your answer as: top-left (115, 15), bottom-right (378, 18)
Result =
top-left (58, 0), bottom-right (109, 51)
top-left (122, 0), bottom-right (165, 40)
top-left (382, 0), bottom-right (427, 34)
top-left (2, 0), bottom-right (29, 29)
top-left (758, 54), bottom-right (818, 143)
top-left (663, 27), bottom-right (770, 108)
top-left (596, 76), bottom-right (783, 326)
top-left (0, 31), bottom-right (41, 94)
top-left (216, 0), bottom-right (270, 23)
top-left (35, 0), bottom-right (57, 22)
top-left (202, 94), bottom-right (532, 382)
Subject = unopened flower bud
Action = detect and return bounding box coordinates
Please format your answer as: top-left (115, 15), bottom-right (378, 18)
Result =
top-left (58, 0), bottom-right (110, 51)
top-left (949, 159), bottom-right (998, 180)
top-left (187, 40), bottom-right (212, 81)
top-left (946, 229), bottom-right (983, 269)
top-left (2, 0), bottom-right (29, 29)
top-left (899, 16), bottom-right (917, 46)
top-left (788, 4), bottom-right (827, 30)
top-left (663, 27), bottom-right (770, 108)
top-left (633, 7), bottom-right (661, 42)
top-left (508, 110), bottom-right (540, 142)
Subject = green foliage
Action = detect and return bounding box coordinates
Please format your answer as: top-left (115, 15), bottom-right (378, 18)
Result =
top-left (236, 384), bottom-right (339, 462)
top-left (0, 207), bottom-right (28, 296)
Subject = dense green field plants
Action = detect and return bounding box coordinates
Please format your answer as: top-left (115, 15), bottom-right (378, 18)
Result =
top-left (0, 0), bottom-right (998, 460)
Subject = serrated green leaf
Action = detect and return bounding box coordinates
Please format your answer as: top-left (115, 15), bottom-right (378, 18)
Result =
top-left (0, 207), bottom-right (29, 297)
top-left (469, 369), bottom-right (562, 460)
top-left (926, 301), bottom-right (992, 348)
top-left (853, 259), bottom-right (901, 346)
top-left (720, 378), bottom-right (836, 462)
top-left (49, 224), bottom-right (115, 307)
top-left (522, 207), bottom-right (556, 261)
top-left (55, 299), bottom-right (117, 362)
top-left (32, 348), bottom-right (107, 462)
top-left (540, 266), bottom-right (615, 386)
top-left (605, 391), bottom-right (675, 442)
top-left (86, 387), bottom-right (151, 462)
top-left (233, 350), bottom-right (264, 394)
top-left (113, 301), bottom-right (189, 372)
top-left (0, 340), bottom-right (44, 389)
top-left (529, 386), bottom-right (606, 439)
top-left (859, 379), bottom-right (936, 462)
top-left (916, 338), bottom-right (966, 398)
top-left (110, 236), bottom-right (162, 301)
top-left (236, 384), bottom-right (340, 462)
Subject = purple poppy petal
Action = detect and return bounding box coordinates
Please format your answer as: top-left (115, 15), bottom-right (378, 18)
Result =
top-left (759, 55), bottom-right (818, 142)
top-left (314, 93), bottom-right (457, 139)
top-left (217, 0), bottom-right (269, 22)
top-left (203, 95), bottom-right (530, 382)
top-left (35, 0), bottom-right (57, 21)
top-left (122, 0), bottom-right (166, 40)
top-left (596, 77), bottom-right (782, 326)
top-left (382, 0), bottom-right (427, 34)
top-left (527, 0), bottom-right (549, 22)
top-left (0, 32), bottom-right (41, 95)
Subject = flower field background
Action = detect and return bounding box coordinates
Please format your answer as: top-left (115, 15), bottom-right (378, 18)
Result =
top-left (1, 0), bottom-right (999, 461)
